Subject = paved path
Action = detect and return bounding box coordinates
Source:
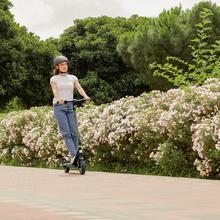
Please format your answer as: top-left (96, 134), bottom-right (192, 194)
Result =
top-left (0, 166), bottom-right (220, 220)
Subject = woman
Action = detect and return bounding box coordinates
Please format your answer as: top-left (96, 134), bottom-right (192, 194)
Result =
top-left (50, 55), bottom-right (90, 163)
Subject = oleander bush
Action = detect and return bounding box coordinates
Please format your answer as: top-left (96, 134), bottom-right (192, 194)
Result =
top-left (0, 78), bottom-right (219, 178)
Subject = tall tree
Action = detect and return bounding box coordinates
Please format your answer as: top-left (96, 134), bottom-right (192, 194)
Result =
top-left (0, 0), bottom-right (26, 107)
top-left (0, 0), bottom-right (58, 108)
top-left (117, 1), bottom-right (220, 91)
top-left (58, 16), bottom-right (149, 104)
top-left (150, 8), bottom-right (220, 87)
top-left (0, 0), bottom-right (12, 11)
top-left (118, 6), bottom-right (192, 91)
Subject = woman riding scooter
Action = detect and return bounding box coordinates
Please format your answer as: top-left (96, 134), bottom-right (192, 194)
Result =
top-left (50, 55), bottom-right (90, 164)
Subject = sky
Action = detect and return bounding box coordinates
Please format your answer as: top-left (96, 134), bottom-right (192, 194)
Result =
top-left (10, 0), bottom-right (220, 40)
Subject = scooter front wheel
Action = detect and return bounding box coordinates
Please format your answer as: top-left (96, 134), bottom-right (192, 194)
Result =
top-left (79, 160), bottom-right (86, 175)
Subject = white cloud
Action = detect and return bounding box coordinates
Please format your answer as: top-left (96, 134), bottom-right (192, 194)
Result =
top-left (120, 0), bottom-right (220, 17)
top-left (11, 0), bottom-right (54, 27)
top-left (11, 0), bottom-right (126, 39)
top-left (10, 0), bottom-right (220, 40)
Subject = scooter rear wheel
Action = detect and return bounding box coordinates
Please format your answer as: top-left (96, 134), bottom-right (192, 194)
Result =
top-left (79, 160), bottom-right (86, 175)
top-left (64, 166), bottom-right (70, 173)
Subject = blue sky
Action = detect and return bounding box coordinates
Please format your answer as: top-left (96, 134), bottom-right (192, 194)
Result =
top-left (10, 0), bottom-right (220, 40)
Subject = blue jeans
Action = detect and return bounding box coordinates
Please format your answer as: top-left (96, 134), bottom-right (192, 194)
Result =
top-left (53, 102), bottom-right (79, 157)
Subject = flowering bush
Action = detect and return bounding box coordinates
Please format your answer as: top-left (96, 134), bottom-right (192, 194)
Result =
top-left (192, 113), bottom-right (220, 177)
top-left (0, 107), bottom-right (68, 167)
top-left (145, 78), bottom-right (220, 177)
top-left (0, 78), bottom-right (219, 178)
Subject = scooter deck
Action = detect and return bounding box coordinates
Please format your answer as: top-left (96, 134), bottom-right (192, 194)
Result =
top-left (63, 162), bottom-right (77, 168)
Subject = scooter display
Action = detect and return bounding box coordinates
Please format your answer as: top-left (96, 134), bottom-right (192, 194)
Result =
top-left (61, 99), bottom-right (87, 175)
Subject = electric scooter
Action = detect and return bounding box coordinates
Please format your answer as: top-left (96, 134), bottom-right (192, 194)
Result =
top-left (62, 99), bottom-right (87, 175)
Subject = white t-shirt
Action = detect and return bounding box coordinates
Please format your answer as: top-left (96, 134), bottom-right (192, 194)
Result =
top-left (50, 74), bottom-right (78, 104)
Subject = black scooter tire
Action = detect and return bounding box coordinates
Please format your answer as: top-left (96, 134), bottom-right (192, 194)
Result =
top-left (79, 160), bottom-right (86, 175)
top-left (64, 166), bottom-right (70, 173)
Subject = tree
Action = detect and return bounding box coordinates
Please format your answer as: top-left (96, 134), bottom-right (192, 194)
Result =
top-left (58, 16), bottom-right (149, 104)
top-left (117, 1), bottom-right (220, 91)
top-left (0, 0), bottom-right (12, 11)
top-left (150, 8), bottom-right (220, 87)
top-left (18, 33), bottom-right (58, 107)
top-left (0, 1), bottom-right (26, 107)
top-left (0, 0), bottom-right (58, 108)
top-left (118, 6), bottom-right (193, 91)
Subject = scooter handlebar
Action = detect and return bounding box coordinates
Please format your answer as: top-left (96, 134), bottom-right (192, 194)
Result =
top-left (64, 98), bottom-right (87, 105)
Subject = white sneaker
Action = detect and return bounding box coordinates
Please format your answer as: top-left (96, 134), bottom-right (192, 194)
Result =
top-left (63, 156), bottom-right (70, 163)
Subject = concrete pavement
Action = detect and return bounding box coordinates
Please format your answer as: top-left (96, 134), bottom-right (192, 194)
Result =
top-left (0, 166), bottom-right (220, 220)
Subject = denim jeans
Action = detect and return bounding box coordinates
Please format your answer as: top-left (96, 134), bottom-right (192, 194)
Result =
top-left (53, 102), bottom-right (79, 157)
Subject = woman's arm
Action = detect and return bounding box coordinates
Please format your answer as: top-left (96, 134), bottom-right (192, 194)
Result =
top-left (50, 81), bottom-right (64, 104)
top-left (74, 80), bottom-right (90, 100)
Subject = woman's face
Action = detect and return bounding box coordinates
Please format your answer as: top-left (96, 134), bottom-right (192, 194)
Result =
top-left (57, 61), bottom-right (68, 73)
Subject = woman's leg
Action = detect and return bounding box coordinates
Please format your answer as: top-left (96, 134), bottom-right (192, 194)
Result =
top-left (54, 106), bottom-right (77, 157)
top-left (67, 108), bottom-right (79, 150)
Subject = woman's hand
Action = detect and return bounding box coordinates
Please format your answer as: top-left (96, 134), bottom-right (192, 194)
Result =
top-left (57, 99), bottom-right (65, 104)
top-left (83, 95), bottom-right (91, 100)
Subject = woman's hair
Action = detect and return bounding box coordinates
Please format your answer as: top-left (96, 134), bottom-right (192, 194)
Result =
top-left (53, 67), bottom-right (59, 75)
